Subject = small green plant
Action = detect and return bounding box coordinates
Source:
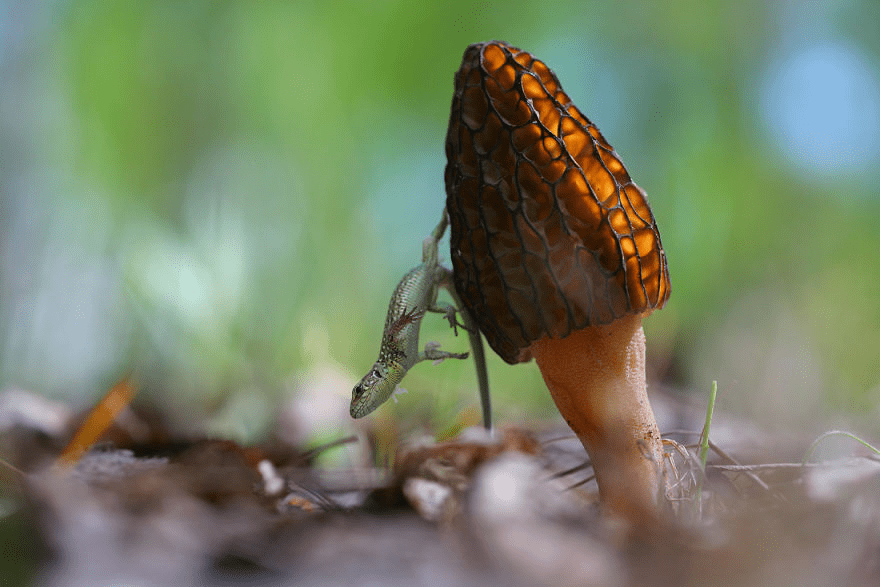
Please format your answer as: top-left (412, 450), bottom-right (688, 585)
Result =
top-left (802, 429), bottom-right (880, 464)
top-left (695, 380), bottom-right (717, 515)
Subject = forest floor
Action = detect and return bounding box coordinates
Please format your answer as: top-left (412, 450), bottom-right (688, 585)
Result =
top-left (2, 386), bottom-right (880, 587)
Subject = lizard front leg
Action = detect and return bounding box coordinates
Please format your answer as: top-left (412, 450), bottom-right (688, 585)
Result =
top-left (419, 341), bottom-right (469, 363)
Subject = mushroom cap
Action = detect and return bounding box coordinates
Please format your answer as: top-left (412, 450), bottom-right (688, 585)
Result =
top-left (445, 41), bottom-right (670, 365)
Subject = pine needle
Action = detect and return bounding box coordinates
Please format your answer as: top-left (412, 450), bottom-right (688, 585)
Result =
top-left (56, 375), bottom-right (137, 467)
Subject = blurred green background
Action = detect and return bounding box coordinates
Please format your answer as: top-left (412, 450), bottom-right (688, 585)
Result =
top-left (2, 0), bottom-right (880, 444)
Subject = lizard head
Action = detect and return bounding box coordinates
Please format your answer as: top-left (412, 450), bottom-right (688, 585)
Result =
top-left (350, 361), bottom-right (402, 418)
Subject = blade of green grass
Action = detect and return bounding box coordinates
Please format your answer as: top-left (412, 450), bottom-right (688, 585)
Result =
top-left (802, 430), bottom-right (880, 464)
top-left (695, 380), bottom-right (717, 516)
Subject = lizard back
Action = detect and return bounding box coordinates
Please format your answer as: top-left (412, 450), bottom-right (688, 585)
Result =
top-left (379, 263), bottom-right (438, 370)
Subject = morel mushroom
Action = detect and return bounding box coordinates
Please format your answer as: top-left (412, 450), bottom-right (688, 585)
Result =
top-left (445, 41), bottom-right (671, 522)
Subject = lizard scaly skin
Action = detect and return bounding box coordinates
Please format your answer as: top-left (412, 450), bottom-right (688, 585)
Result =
top-left (350, 212), bottom-right (491, 429)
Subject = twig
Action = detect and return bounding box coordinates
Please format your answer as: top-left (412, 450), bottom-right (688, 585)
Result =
top-left (548, 461), bottom-right (592, 480)
top-left (711, 461), bottom-right (868, 472)
top-left (0, 457), bottom-right (26, 480)
top-left (708, 440), bottom-right (772, 493)
top-left (663, 425), bottom-right (776, 496)
top-left (301, 435), bottom-right (359, 461)
top-left (540, 434), bottom-right (578, 445)
top-left (566, 473), bottom-right (596, 491)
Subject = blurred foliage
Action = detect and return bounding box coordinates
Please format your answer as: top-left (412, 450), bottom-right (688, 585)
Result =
top-left (2, 0), bottom-right (880, 442)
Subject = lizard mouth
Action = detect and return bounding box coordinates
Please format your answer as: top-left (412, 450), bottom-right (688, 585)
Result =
top-left (349, 383), bottom-right (365, 417)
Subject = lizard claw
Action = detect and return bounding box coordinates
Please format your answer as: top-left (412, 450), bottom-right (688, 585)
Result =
top-left (442, 307), bottom-right (471, 336)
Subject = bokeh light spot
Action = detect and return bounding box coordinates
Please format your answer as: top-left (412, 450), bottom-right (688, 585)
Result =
top-left (762, 42), bottom-right (880, 178)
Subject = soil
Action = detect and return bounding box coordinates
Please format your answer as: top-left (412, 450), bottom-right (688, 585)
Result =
top-left (2, 389), bottom-right (880, 587)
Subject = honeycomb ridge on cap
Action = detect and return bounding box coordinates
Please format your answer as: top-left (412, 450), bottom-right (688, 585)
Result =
top-left (445, 40), bottom-right (670, 364)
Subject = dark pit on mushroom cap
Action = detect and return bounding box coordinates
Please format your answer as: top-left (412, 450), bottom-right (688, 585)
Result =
top-left (445, 40), bottom-right (670, 364)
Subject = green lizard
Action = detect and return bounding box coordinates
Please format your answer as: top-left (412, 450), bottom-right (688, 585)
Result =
top-left (350, 211), bottom-right (492, 429)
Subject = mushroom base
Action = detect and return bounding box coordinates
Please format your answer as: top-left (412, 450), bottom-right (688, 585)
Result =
top-left (529, 315), bottom-right (667, 525)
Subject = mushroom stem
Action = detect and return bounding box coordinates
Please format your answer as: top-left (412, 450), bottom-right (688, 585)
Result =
top-left (529, 314), bottom-right (667, 523)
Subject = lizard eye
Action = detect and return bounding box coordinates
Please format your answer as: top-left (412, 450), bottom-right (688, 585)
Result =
top-left (352, 384), bottom-right (363, 398)
top-left (372, 369), bottom-right (381, 379)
